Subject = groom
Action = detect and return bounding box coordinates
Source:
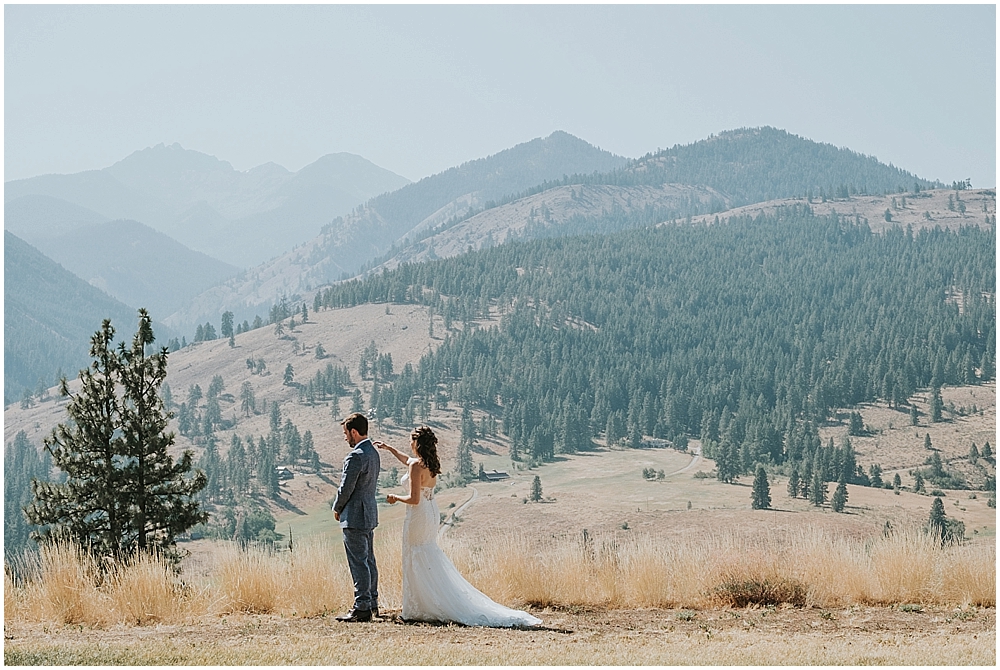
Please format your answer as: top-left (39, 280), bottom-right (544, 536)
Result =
top-left (332, 412), bottom-right (381, 622)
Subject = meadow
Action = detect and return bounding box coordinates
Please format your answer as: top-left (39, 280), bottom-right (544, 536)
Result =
top-left (4, 522), bottom-right (994, 665)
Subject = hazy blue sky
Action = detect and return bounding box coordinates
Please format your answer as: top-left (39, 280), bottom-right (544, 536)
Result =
top-left (5, 5), bottom-right (996, 186)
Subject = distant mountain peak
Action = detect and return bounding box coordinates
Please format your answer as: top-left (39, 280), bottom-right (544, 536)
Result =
top-left (109, 142), bottom-right (236, 176)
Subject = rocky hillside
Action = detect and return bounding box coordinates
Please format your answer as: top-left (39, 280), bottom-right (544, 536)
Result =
top-left (376, 182), bottom-right (726, 271)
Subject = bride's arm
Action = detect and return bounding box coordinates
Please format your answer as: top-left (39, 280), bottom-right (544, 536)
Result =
top-left (373, 440), bottom-right (409, 465)
top-left (386, 460), bottom-right (422, 505)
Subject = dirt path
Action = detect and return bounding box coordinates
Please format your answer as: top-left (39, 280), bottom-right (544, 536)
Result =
top-left (669, 441), bottom-right (703, 476)
top-left (5, 606), bottom-right (993, 665)
top-left (438, 486), bottom-right (478, 539)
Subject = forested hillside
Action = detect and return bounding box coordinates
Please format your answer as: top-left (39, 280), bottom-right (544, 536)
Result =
top-left (591, 127), bottom-right (943, 204)
top-left (316, 210), bottom-right (994, 482)
top-left (381, 126), bottom-right (945, 271)
top-left (4, 232), bottom-right (143, 404)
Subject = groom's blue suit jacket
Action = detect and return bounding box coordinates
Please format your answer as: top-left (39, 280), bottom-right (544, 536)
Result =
top-left (333, 438), bottom-right (380, 529)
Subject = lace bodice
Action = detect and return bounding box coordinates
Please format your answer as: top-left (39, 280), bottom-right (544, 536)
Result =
top-left (400, 460), bottom-right (436, 501)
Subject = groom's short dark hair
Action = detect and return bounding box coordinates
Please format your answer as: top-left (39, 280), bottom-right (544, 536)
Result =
top-left (341, 412), bottom-right (368, 436)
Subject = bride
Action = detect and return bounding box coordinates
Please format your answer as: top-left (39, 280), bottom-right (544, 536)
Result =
top-left (375, 427), bottom-right (541, 628)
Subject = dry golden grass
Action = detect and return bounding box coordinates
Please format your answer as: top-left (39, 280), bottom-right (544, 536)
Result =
top-left (450, 525), bottom-right (995, 610)
top-left (211, 531), bottom-right (404, 616)
top-left (6, 525), bottom-right (993, 628)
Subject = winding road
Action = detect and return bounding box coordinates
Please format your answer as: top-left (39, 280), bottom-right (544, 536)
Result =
top-left (438, 485), bottom-right (479, 539)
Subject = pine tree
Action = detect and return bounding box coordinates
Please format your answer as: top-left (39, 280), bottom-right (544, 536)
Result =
top-left (831, 474), bottom-right (848, 512)
top-left (530, 475), bottom-right (543, 502)
top-left (924, 433), bottom-right (932, 450)
top-left (848, 411), bottom-right (864, 436)
top-left (221, 311), bottom-right (234, 339)
top-left (928, 496), bottom-right (946, 538)
top-left (799, 460), bottom-right (812, 499)
top-left (910, 405), bottom-right (919, 426)
top-left (26, 311), bottom-right (206, 560)
top-left (982, 442), bottom-right (992, 459)
top-left (455, 439), bottom-right (475, 483)
top-left (283, 364), bottom-right (295, 386)
top-left (930, 387), bottom-right (943, 422)
top-left (969, 442), bottom-right (980, 462)
top-left (751, 465), bottom-right (771, 510)
top-left (240, 382), bottom-right (255, 417)
top-left (269, 401), bottom-right (281, 433)
top-left (787, 465), bottom-right (800, 498)
top-left (808, 468), bottom-right (827, 506)
top-left (913, 470), bottom-right (925, 493)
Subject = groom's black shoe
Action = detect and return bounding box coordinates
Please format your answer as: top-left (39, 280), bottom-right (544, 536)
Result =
top-left (336, 609), bottom-right (373, 622)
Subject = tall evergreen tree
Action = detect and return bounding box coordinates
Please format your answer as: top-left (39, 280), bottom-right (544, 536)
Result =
top-left (240, 381), bottom-right (255, 417)
top-left (751, 465), bottom-right (771, 510)
top-left (220, 311), bottom-right (235, 340)
top-left (808, 467), bottom-right (827, 506)
top-left (928, 496), bottom-right (946, 537)
top-left (929, 387), bottom-right (944, 422)
top-left (786, 465), bottom-right (800, 498)
top-left (269, 402), bottom-right (282, 433)
top-left (26, 311), bottom-right (206, 559)
top-left (831, 474), bottom-right (848, 512)
top-left (530, 475), bottom-right (543, 502)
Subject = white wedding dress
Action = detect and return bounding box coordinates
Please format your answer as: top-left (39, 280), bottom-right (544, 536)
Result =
top-left (400, 464), bottom-right (542, 627)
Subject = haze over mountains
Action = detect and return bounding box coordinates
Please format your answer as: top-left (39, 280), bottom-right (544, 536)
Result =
top-left (4, 231), bottom-right (146, 402)
top-left (5, 143), bottom-right (411, 267)
top-left (5, 126), bottom-right (956, 403)
top-left (5, 196), bottom-right (239, 318)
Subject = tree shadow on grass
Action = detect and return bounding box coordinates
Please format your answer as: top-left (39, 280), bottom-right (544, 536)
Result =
top-left (272, 495), bottom-right (305, 515)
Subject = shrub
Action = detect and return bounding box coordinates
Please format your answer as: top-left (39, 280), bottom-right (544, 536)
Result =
top-left (711, 576), bottom-right (806, 607)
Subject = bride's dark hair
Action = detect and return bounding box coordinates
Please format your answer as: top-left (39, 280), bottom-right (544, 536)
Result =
top-left (412, 426), bottom-right (441, 476)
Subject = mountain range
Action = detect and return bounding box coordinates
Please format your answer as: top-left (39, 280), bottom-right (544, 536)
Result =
top-left (5, 144), bottom-right (410, 267)
top-left (5, 195), bottom-right (240, 318)
top-left (165, 127), bottom-right (943, 331)
top-left (5, 126), bottom-right (953, 403)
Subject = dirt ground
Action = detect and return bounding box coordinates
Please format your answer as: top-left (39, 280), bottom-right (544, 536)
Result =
top-left (5, 605), bottom-right (994, 665)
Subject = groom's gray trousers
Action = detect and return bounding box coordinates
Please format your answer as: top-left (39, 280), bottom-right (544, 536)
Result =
top-left (342, 528), bottom-right (378, 611)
